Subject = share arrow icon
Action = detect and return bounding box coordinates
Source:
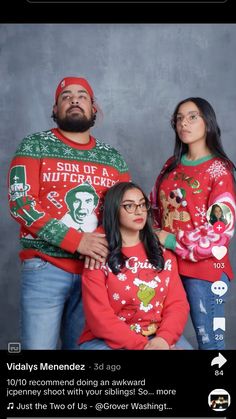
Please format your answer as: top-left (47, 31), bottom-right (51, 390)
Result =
top-left (211, 352), bottom-right (227, 368)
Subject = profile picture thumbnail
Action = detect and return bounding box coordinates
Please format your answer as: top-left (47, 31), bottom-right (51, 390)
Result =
top-left (207, 203), bottom-right (232, 227)
top-left (208, 388), bottom-right (231, 411)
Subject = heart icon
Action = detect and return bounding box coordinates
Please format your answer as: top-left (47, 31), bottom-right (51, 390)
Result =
top-left (212, 246), bottom-right (227, 260)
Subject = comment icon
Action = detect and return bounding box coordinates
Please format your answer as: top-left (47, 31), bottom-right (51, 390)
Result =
top-left (211, 280), bottom-right (228, 297)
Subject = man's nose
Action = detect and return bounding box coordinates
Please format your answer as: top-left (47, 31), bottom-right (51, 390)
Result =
top-left (71, 98), bottom-right (79, 105)
top-left (70, 94), bottom-right (81, 105)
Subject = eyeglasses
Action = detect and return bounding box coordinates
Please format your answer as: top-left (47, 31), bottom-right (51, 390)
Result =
top-left (120, 201), bottom-right (151, 214)
top-left (174, 111), bottom-right (203, 125)
top-left (169, 191), bottom-right (182, 204)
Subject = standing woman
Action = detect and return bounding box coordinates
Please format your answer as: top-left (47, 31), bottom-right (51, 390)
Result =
top-left (79, 182), bottom-right (190, 350)
top-left (150, 97), bottom-right (236, 350)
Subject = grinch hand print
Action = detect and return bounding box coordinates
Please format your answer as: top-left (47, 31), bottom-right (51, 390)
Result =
top-left (133, 270), bottom-right (161, 313)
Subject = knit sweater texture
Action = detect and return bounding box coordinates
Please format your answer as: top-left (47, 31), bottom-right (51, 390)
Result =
top-left (79, 243), bottom-right (189, 349)
top-left (8, 128), bottom-right (130, 273)
top-left (150, 155), bottom-right (235, 281)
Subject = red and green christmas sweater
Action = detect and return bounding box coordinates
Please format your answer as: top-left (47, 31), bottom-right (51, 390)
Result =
top-left (150, 155), bottom-right (236, 281)
top-left (8, 128), bottom-right (130, 273)
top-left (79, 243), bottom-right (189, 350)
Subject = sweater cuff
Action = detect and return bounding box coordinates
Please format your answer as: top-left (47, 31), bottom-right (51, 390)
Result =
top-left (164, 233), bottom-right (176, 251)
top-left (60, 228), bottom-right (83, 254)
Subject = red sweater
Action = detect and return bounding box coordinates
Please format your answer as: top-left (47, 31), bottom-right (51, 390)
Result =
top-left (150, 155), bottom-right (235, 281)
top-left (8, 129), bottom-right (130, 273)
top-left (79, 243), bottom-right (189, 349)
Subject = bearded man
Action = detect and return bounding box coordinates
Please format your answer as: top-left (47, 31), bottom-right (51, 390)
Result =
top-left (8, 76), bottom-right (130, 349)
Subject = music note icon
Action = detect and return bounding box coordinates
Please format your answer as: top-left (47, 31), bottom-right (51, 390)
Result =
top-left (7, 402), bottom-right (14, 409)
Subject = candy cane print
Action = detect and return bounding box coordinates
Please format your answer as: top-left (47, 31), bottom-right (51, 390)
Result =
top-left (47, 191), bottom-right (63, 209)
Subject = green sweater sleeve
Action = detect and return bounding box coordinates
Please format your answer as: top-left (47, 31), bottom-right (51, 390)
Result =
top-left (164, 233), bottom-right (176, 251)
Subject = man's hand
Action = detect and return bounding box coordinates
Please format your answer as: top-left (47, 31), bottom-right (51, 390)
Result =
top-left (144, 336), bottom-right (170, 350)
top-left (84, 256), bottom-right (104, 270)
top-left (77, 232), bottom-right (108, 263)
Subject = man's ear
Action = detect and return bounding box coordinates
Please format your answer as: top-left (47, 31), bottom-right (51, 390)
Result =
top-left (92, 105), bottom-right (97, 114)
top-left (53, 104), bottom-right (57, 114)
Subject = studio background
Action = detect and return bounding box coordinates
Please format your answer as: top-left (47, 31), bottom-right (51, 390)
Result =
top-left (1, 24), bottom-right (236, 349)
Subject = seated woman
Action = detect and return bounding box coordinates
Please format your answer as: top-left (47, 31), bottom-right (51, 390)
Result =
top-left (79, 181), bottom-right (191, 350)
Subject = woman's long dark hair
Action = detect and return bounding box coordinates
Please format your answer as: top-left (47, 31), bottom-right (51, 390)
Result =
top-left (155, 97), bottom-right (235, 205)
top-left (103, 182), bottom-right (164, 274)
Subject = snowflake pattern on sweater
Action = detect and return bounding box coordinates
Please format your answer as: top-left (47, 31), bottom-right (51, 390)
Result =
top-left (150, 156), bottom-right (235, 281)
top-left (8, 129), bottom-right (130, 273)
top-left (79, 243), bottom-right (189, 350)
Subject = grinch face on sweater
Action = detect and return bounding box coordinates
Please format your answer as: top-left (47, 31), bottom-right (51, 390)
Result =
top-left (133, 273), bottom-right (159, 313)
top-left (137, 284), bottom-right (155, 306)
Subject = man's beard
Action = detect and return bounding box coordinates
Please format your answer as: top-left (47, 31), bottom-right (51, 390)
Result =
top-left (54, 109), bottom-right (95, 133)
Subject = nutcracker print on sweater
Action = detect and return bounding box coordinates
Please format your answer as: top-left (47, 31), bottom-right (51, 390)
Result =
top-left (8, 129), bottom-right (130, 273)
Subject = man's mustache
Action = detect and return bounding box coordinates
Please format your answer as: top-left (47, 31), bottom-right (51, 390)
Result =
top-left (68, 105), bottom-right (84, 114)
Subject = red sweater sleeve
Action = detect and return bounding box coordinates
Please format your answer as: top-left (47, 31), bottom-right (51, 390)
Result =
top-left (150, 157), bottom-right (174, 229)
top-left (156, 252), bottom-right (190, 345)
top-left (81, 267), bottom-right (148, 349)
top-left (173, 171), bottom-right (236, 262)
top-left (8, 155), bottom-right (82, 253)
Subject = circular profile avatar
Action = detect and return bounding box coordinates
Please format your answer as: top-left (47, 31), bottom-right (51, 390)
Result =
top-left (208, 203), bottom-right (228, 226)
top-left (207, 202), bottom-right (232, 234)
top-left (208, 388), bottom-right (230, 411)
top-left (61, 182), bottom-right (99, 232)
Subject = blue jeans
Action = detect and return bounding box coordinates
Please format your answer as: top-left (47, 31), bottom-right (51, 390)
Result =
top-left (181, 273), bottom-right (230, 350)
top-left (79, 335), bottom-right (193, 350)
top-left (20, 258), bottom-right (84, 349)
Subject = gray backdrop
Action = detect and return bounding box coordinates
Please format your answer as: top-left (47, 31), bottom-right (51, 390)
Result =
top-left (1, 24), bottom-right (236, 349)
